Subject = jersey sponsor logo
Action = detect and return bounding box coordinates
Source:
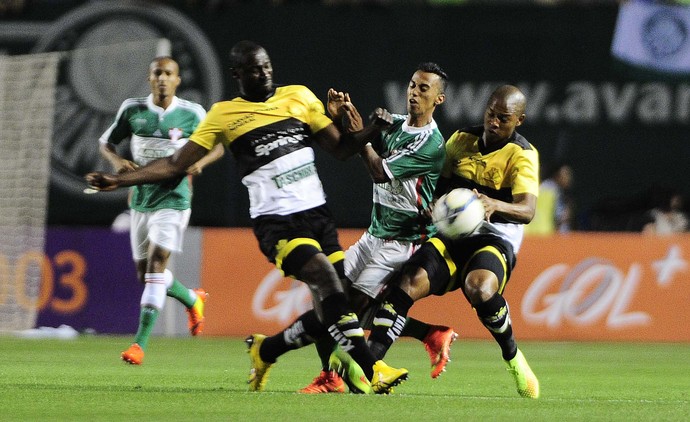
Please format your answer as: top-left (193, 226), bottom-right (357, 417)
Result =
top-left (169, 127), bottom-right (183, 141)
top-left (254, 129), bottom-right (308, 157)
top-left (272, 162), bottom-right (316, 188)
top-left (227, 114), bottom-right (256, 131)
top-left (140, 146), bottom-right (176, 160)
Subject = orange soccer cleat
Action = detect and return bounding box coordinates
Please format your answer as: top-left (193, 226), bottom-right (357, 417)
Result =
top-left (298, 370), bottom-right (346, 394)
top-left (187, 288), bottom-right (208, 336)
top-left (121, 343), bottom-right (144, 365)
top-left (422, 325), bottom-right (458, 379)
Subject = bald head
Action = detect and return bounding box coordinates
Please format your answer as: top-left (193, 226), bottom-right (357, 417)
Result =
top-left (489, 85), bottom-right (526, 116)
top-left (229, 40), bottom-right (267, 69)
top-left (483, 85), bottom-right (527, 145)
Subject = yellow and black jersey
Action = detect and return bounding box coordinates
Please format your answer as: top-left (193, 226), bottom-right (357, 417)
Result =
top-left (442, 125), bottom-right (539, 253)
top-left (190, 85), bottom-right (334, 218)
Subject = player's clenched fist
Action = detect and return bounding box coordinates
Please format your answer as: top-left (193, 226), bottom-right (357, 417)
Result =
top-left (85, 172), bottom-right (119, 191)
top-left (370, 107), bottom-right (393, 128)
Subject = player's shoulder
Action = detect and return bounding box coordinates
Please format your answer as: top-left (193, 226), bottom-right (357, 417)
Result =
top-left (175, 97), bottom-right (207, 118)
top-left (207, 98), bottom-right (239, 113)
top-left (391, 113), bottom-right (406, 122)
top-left (278, 84), bottom-right (311, 93)
top-left (176, 97), bottom-right (206, 112)
top-left (276, 84), bottom-right (318, 100)
top-left (510, 131), bottom-right (536, 152)
top-left (449, 125), bottom-right (482, 142)
top-left (120, 96), bottom-right (148, 109)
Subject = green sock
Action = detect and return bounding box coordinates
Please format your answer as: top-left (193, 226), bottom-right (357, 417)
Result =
top-left (134, 306), bottom-right (159, 350)
top-left (166, 279), bottom-right (195, 308)
top-left (400, 317), bottom-right (431, 340)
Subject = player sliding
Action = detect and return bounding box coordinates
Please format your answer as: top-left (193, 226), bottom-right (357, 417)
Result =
top-left (365, 85), bottom-right (541, 398)
top-left (86, 41), bottom-right (409, 394)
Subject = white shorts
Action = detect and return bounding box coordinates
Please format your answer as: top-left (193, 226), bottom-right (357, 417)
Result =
top-left (344, 231), bottom-right (420, 299)
top-left (130, 208), bottom-right (191, 261)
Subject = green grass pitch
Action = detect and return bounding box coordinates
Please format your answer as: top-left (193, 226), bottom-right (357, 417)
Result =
top-left (0, 335), bottom-right (687, 421)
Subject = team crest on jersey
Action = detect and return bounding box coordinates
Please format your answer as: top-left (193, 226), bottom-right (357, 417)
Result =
top-left (169, 127), bottom-right (183, 141)
top-left (483, 167), bottom-right (502, 187)
top-left (133, 118), bottom-right (148, 130)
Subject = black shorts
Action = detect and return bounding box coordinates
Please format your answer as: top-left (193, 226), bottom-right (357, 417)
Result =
top-left (253, 204), bottom-right (344, 277)
top-left (403, 233), bottom-right (516, 297)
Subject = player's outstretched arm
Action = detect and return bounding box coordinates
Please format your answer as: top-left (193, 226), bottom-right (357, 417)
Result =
top-left (86, 142), bottom-right (208, 190)
top-left (186, 143), bottom-right (225, 176)
top-left (314, 107), bottom-right (392, 161)
top-left (99, 143), bottom-right (138, 174)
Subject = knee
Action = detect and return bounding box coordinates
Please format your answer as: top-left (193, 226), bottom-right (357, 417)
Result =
top-left (464, 270), bottom-right (499, 304)
top-left (298, 254), bottom-right (342, 292)
top-left (399, 267), bottom-right (430, 301)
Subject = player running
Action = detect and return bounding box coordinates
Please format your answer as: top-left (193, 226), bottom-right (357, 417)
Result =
top-left (98, 56), bottom-right (224, 364)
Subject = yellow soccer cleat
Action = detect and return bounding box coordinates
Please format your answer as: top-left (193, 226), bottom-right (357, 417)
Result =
top-left (371, 360), bottom-right (408, 394)
top-left (504, 348), bottom-right (540, 398)
top-left (246, 334), bottom-right (273, 392)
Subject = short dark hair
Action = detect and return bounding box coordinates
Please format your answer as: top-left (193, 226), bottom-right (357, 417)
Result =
top-left (229, 40), bottom-right (264, 69)
top-left (417, 62), bottom-right (448, 92)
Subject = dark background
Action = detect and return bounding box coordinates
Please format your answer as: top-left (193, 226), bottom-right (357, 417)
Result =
top-left (4, 1), bottom-right (688, 230)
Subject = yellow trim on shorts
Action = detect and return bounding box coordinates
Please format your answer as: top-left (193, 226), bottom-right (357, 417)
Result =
top-left (275, 237), bottom-right (322, 271)
top-left (327, 250), bottom-right (345, 265)
top-left (470, 245), bottom-right (508, 294)
top-left (429, 237), bottom-right (457, 278)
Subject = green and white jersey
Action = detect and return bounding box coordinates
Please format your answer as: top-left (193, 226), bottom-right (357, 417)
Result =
top-left (99, 94), bottom-right (206, 212)
top-left (368, 114), bottom-right (446, 243)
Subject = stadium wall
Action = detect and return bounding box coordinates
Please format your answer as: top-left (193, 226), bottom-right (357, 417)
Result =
top-left (31, 227), bottom-right (690, 342)
top-left (2, 2), bottom-right (687, 229)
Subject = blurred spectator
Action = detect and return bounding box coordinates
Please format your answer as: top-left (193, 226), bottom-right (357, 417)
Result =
top-left (525, 162), bottom-right (574, 235)
top-left (642, 187), bottom-right (689, 235)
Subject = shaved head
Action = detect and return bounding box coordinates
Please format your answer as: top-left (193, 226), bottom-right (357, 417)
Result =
top-left (489, 85), bottom-right (526, 116)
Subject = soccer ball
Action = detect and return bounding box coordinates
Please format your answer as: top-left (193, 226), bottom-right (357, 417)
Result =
top-left (432, 188), bottom-right (485, 238)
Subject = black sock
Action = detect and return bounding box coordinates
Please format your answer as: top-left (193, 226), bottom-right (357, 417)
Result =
top-left (474, 293), bottom-right (517, 361)
top-left (260, 309), bottom-right (324, 363)
top-left (400, 317), bottom-right (431, 341)
top-left (367, 286), bottom-right (414, 360)
top-left (314, 336), bottom-right (336, 371)
top-left (322, 292), bottom-right (377, 379)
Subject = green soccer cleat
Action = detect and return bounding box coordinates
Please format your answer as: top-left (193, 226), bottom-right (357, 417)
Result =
top-left (504, 348), bottom-right (540, 399)
top-left (328, 349), bottom-right (372, 394)
top-left (246, 334), bottom-right (273, 392)
top-left (371, 360), bottom-right (409, 394)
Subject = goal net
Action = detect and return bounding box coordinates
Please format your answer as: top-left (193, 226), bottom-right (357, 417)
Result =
top-left (0, 53), bottom-right (59, 332)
